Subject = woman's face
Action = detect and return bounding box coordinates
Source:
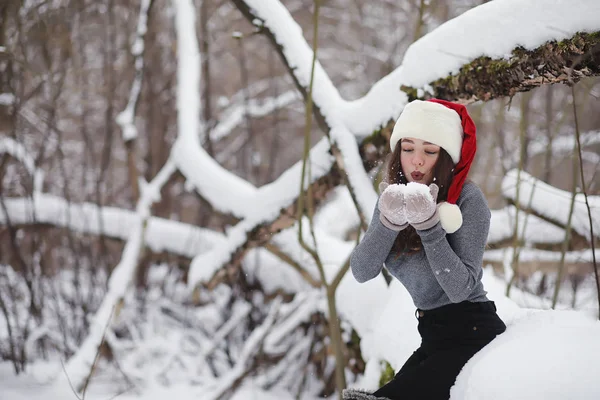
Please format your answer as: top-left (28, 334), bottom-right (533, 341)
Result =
top-left (399, 137), bottom-right (440, 184)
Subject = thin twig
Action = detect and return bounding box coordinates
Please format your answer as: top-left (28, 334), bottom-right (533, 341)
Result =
top-left (570, 85), bottom-right (599, 318)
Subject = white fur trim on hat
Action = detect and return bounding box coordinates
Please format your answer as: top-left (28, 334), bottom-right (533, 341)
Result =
top-left (390, 100), bottom-right (463, 164)
top-left (438, 202), bottom-right (463, 233)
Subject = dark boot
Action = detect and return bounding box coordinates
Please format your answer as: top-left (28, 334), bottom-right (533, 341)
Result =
top-left (342, 388), bottom-right (391, 400)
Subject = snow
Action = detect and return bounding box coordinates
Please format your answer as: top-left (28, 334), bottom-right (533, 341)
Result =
top-left (502, 169), bottom-right (600, 241)
top-left (4, 270), bottom-right (600, 400)
top-left (484, 247), bottom-right (598, 265)
top-left (241, 1), bottom-right (344, 123)
top-left (0, 92), bottom-right (15, 105)
top-left (187, 137), bottom-right (334, 288)
top-left (350, 269), bottom-right (600, 400)
top-left (488, 206), bottom-right (567, 245)
top-left (211, 90), bottom-right (300, 141)
top-left (0, 193), bottom-right (225, 258)
top-left (0, 137), bottom-right (45, 192)
top-left (3, 0), bottom-right (600, 399)
top-left (530, 130), bottom-right (600, 158)
top-left (399, 0), bottom-right (600, 89)
top-left (59, 161), bottom-right (178, 390)
top-left (405, 181), bottom-right (433, 197)
top-left (116, 0), bottom-right (151, 142)
top-left (451, 275), bottom-right (600, 400)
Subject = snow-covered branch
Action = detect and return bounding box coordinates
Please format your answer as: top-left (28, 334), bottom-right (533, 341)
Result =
top-left (0, 137), bottom-right (44, 192)
top-left (212, 90), bottom-right (300, 142)
top-left (502, 169), bottom-right (600, 241)
top-left (488, 206), bottom-right (567, 246)
top-left (484, 247), bottom-right (599, 265)
top-left (169, 0), bottom-right (259, 218)
top-left (0, 92), bottom-right (15, 106)
top-left (0, 193), bottom-right (224, 258)
top-left (116, 0), bottom-right (152, 142)
top-left (529, 130), bottom-right (600, 164)
top-left (59, 160), bottom-right (177, 391)
top-left (231, 0), bottom-right (343, 132)
top-left (230, 0), bottom-right (381, 224)
top-left (202, 298), bottom-right (281, 400)
top-left (398, 0), bottom-right (600, 102)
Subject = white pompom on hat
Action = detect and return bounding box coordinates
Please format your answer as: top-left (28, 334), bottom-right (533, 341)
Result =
top-left (389, 99), bottom-right (478, 234)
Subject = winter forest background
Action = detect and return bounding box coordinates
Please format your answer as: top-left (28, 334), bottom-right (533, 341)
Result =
top-left (1, 0), bottom-right (600, 399)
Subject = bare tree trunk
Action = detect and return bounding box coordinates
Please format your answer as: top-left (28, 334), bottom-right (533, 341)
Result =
top-left (235, 35), bottom-right (256, 182)
top-left (543, 86), bottom-right (555, 182)
top-left (569, 85), bottom-right (600, 318)
top-left (200, 0), bottom-right (214, 157)
top-left (519, 91), bottom-right (532, 171)
top-left (551, 87), bottom-right (580, 308)
top-left (267, 47), bottom-right (281, 183)
top-left (413, 0), bottom-right (427, 41)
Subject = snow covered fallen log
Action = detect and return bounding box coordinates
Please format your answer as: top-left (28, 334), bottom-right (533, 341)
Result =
top-left (348, 269), bottom-right (600, 400)
top-left (398, 0), bottom-right (600, 102)
top-left (0, 193), bottom-right (225, 258)
top-left (502, 169), bottom-right (600, 241)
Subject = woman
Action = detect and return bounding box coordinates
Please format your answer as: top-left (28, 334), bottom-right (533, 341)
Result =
top-left (343, 99), bottom-right (506, 400)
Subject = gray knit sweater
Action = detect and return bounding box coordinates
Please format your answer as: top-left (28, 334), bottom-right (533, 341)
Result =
top-left (350, 182), bottom-right (490, 310)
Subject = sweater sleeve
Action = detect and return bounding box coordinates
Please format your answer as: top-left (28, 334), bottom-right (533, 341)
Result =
top-left (416, 184), bottom-right (491, 303)
top-left (349, 199), bottom-right (400, 283)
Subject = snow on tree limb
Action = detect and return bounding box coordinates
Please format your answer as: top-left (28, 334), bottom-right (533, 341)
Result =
top-left (211, 90), bottom-right (300, 142)
top-left (232, 1), bottom-right (408, 137)
top-left (231, 0), bottom-right (343, 133)
top-left (484, 247), bottom-right (599, 265)
top-left (189, 0), bottom-right (600, 289)
top-left (229, 1), bottom-right (380, 215)
top-left (169, 0), bottom-right (261, 218)
top-left (413, 32), bottom-right (600, 103)
top-left (202, 297), bottom-right (281, 400)
top-left (0, 137), bottom-right (44, 192)
top-left (502, 169), bottom-right (600, 241)
top-left (116, 0), bottom-right (153, 142)
top-left (398, 0), bottom-right (600, 102)
top-left (0, 193), bottom-right (224, 258)
top-left (60, 160), bottom-right (177, 391)
top-left (176, 0), bottom-right (363, 289)
top-left (188, 138), bottom-right (340, 289)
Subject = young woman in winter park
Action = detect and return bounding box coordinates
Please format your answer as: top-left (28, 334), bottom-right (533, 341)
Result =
top-left (343, 99), bottom-right (506, 400)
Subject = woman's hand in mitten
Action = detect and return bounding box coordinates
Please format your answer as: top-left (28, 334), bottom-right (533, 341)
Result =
top-left (404, 183), bottom-right (440, 230)
top-left (377, 182), bottom-right (408, 231)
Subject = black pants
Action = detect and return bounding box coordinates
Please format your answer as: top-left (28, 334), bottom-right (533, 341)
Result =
top-left (373, 301), bottom-right (506, 400)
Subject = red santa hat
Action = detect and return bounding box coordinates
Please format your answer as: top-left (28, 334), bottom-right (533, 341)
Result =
top-left (389, 99), bottom-right (477, 233)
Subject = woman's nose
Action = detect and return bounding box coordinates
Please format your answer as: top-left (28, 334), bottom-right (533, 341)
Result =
top-left (413, 156), bottom-right (423, 166)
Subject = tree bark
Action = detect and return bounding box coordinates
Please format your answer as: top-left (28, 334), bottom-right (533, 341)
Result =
top-left (402, 32), bottom-right (600, 103)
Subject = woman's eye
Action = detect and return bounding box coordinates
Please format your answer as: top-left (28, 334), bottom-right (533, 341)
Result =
top-left (402, 148), bottom-right (413, 153)
top-left (425, 150), bottom-right (438, 155)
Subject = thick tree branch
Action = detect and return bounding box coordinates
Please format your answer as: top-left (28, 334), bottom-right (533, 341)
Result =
top-left (402, 32), bottom-right (600, 104)
top-left (503, 197), bottom-right (595, 247)
top-left (230, 0), bottom-right (330, 133)
top-left (204, 167), bottom-right (342, 290)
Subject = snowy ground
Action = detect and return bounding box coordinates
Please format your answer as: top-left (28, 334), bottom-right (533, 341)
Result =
top-left (2, 268), bottom-right (599, 400)
top-left (2, 0), bottom-right (600, 398)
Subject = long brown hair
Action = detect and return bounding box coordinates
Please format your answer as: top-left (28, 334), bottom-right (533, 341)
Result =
top-left (383, 142), bottom-right (455, 255)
